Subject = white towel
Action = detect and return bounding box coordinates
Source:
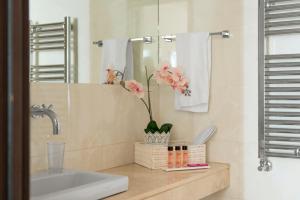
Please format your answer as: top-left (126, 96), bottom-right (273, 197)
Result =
top-left (100, 38), bottom-right (133, 83)
top-left (175, 32), bottom-right (211, 112)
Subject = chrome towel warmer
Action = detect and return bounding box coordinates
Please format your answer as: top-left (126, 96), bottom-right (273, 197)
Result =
top-left (258, 0), bottom-right (300, 171)
top-left (30, 16), bottom-right (73, 83)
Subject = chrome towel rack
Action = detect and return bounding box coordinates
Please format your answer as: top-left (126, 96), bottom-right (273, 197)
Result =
top-left (258, 0), bottom-right (300, 171)
top-left (93, 36), bottom-right (153, 47)
top-left (161, 30), bottom-right (231, 42)
top-left (92, 30), bottom-right (230, 47)
top-left (30, 16), bottom-right (73, 83)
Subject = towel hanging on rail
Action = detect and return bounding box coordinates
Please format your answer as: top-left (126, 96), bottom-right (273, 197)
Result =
top-left (175, 32), bottom-right (212, 113)
top-left (100, 38), bottom-right (133, 83)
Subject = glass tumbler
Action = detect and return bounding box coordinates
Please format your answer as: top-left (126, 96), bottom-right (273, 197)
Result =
top-left (47, 141), bottom-right (65, 173)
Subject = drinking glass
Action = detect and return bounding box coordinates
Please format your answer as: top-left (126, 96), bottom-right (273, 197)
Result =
top-left (47, 141), bottom-right (65, 173)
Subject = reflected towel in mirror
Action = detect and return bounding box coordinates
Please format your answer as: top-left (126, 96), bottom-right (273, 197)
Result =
top-left (100, 38), bottom-right (133, 83)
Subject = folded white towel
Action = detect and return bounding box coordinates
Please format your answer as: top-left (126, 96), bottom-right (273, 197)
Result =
top-left (175, 32), bottom-right (211, 112)
top-left (100, 38), bottom-right (133, 83)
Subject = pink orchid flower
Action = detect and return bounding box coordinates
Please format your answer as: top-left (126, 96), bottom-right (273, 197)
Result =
top-left (154, 64), bottom-right (191, 96)
top-left (105, 64), bottom-right (190, 125)
top-left (154, 64), bottom-right (169, 83)
top-left (125, 80), bottom-right (145, 98)
top-left (153, 71), bottom-right (163, 84)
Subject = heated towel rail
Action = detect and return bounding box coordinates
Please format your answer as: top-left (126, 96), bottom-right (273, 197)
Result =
top-left (258, 0), bottom-right (300, 171)
top-left (30, 17), bottom-right (73, 83)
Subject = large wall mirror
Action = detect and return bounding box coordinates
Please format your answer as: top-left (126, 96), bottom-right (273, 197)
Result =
top-left (29, 0), bottom-right (159, 84)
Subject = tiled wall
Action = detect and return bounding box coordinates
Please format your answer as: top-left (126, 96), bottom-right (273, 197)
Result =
top-left (158, 0), bottom-right (246, 200)
top-left (30, 83), bottom-right (159, 173)
top-left (156, 0), bottom-right (300, 200)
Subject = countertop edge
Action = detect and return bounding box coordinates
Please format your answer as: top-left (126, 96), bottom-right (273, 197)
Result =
top-left (103, 162), bottom-right (230, 200)
top-left (128, 166), bottom-right (229, 200)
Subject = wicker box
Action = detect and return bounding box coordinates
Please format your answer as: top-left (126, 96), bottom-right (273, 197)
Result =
top-left (134, 142), bottom-right (206, 169)
top-left (188, 144), bottom-right (206, 164)
top-left (134, 142), bottom-right (168, 169)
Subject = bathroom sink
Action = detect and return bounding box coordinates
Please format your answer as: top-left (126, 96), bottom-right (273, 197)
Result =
top-left (31, 170), bottom-right (128, 200)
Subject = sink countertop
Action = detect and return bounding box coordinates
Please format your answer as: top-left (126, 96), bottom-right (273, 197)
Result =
top-left (101, 162), bottom-right (230, 200)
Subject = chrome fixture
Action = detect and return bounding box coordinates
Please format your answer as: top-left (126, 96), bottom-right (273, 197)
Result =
top-left (92, 31), bottom-right (229, 47)
top-left (161, 30), bottom-right (231, 42)
top-left (258, 0), bottom-right (300, 171)
top-left (93, 36), bottom-right (153, 47)
top-left (258, 158), bottom-right (272, 172)
top-left (30, 16), bottom-right (73, 83)
top-left (31, 104), bottom-right (61, 135)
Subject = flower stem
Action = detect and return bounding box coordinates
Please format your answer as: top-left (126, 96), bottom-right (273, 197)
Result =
top-left (140, 98), bottom-right (152, 121)
top-left (113, 70), bottom-right (125, 81)
top-left (120, 80), bottom-right (152, 121)
top-left (145, 66), bottom-right (153, 121)
top-left (119, 66), bottom-right (154, 122)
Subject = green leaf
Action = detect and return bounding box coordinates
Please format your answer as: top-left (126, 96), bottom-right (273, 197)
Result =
top-left (144, 120), bottom-right (159, 134)
top-left (144, 121), bottom-right (173, 134)
top-left (159, 123), bottom-right (173, 134)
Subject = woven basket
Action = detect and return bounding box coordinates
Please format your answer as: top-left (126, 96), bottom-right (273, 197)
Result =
top-left (134, 142), bottom-right (206, 169)
top-left (134, 142), bottom-right (168, 169)
top-left (188, 144), bottom-right (206, 164)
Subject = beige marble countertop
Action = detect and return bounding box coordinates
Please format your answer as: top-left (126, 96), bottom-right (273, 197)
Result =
top-left (101, 162), bottom-right (230, 200)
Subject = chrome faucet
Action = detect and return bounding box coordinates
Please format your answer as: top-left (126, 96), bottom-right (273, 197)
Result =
top-left (31, 104), bottom-right (61, 135)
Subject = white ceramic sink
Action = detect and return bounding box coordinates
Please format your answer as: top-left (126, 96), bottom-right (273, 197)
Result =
top-left (31, 170), bottom-right (128, 200)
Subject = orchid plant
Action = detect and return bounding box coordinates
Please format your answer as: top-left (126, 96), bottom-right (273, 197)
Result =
top-left (105, 64), bottom-right (191, 134)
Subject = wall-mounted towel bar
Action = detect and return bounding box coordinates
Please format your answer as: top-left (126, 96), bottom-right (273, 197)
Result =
top-left (93, 36), bottom-right (152, 47)
top-left (161, 30), bottom-right (230, 42)
top-left (93, 30), bottom-right (230, 47)
top-left (30, 16), bottom-right (74, 83)
top-left (258, 0), bottom-right (300, 171)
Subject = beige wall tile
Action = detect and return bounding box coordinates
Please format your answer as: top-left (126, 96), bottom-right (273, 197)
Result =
top-left (30, 156), bottom-right (48, 174)
top-left (64, 147), bottom-right (101, 171)
top-left (30, 82), bottom-right (156, 173)
top-left (101, 142), bottom-right (134, 169)
top-left (30, 83), bottom-right (69, 157)
top-left (157, 1), bottom-right (248, 200)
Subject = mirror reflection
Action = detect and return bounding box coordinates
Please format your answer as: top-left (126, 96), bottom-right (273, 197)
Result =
top-left (29, 0), bottom-right (159, 84)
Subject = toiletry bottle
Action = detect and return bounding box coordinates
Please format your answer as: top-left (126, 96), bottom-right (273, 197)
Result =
top-left (175, 146), bottom-right (182, 168)
top-left (168, 146), bottom-right (174, 168)
top-left (182, 145), bottom-right (189, 167)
